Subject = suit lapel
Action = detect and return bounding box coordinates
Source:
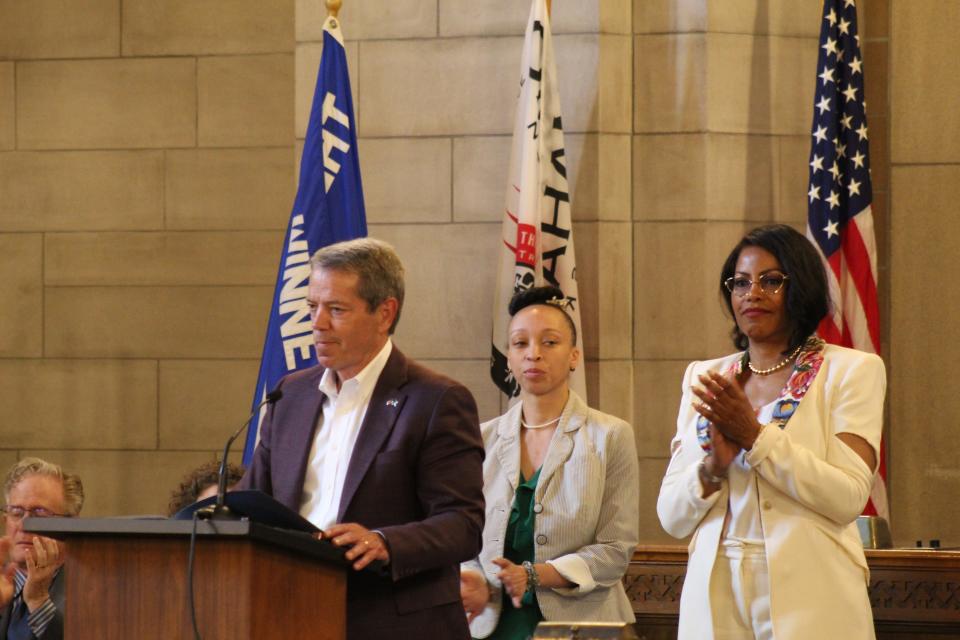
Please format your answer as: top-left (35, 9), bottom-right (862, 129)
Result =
top-left (283, 368), bottom-right (326, 508)
top-left (336, 348), bottom-right (408, 521)
top-left (536, 393), bottom-right (585, 497)
top-left (495, 402), bottom-right (524, 492)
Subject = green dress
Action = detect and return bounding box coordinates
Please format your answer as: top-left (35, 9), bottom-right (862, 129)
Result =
top-left (484, 467), bottom-right (544, 640)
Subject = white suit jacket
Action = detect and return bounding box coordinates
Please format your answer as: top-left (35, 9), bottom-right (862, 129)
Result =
top-left (657, 344), bottom-right (884, 640)
top-left (463, 391), bottom-right (639, 638)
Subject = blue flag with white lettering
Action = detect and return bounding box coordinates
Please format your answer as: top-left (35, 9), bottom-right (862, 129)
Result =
top-left (243, 16), bottom-right (366, 463)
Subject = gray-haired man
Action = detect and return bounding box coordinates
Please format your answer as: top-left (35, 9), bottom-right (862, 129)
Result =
top-left (0, 458), bottom-right (84, 640)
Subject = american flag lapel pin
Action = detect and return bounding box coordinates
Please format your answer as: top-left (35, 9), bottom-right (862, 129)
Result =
top-left (385, 399), bottom-right (399, 407)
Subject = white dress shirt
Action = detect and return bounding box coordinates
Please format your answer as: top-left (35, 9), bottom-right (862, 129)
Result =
top-left (299, 339), bottom-right (393, 530)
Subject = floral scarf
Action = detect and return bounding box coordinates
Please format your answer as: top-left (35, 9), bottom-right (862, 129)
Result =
top-left (697, 336), bottom-right (826, 454)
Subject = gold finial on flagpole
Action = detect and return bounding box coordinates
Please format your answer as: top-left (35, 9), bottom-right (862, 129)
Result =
top-left (326, 0), bottom-right (341, 19)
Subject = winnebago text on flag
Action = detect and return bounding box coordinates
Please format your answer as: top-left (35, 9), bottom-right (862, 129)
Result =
top-left (243, 15), bottom-right (366, 463)
top-left (490, 0), bottom-right (586, 401)
top-left (805, 0), bottom-right (887, 518)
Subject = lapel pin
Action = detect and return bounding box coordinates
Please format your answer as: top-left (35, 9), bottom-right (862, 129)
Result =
top-left (385, 399), bottom-right (399, 407)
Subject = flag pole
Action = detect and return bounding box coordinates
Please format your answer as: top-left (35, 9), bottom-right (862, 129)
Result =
top-left (326, 0), bottom-right (341, 18)
top-left (546, 0), bottom-right (552, 17)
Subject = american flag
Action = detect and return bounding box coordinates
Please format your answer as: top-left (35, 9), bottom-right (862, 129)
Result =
top-left (805, 0), bottom-right (887, 519)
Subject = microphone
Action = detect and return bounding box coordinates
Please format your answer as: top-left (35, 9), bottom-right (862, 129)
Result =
top-left (200, 388), bottom-right (283, 519)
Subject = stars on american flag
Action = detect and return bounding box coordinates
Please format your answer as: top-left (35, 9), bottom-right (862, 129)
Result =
top-left (806, 0), bottom-right (872, 255)
top-left (826, 190), bottom-right (841, 210)
top-left (822, 37), bottom-right (838, 56)
top-left (823, 219), bottom-right (839, 238)
top-left (805, 0), bottom-right (887, 519)
top-left (810, 153), bottom-right (824, 173)
top-left (819, 66), bottom-right (835, 85)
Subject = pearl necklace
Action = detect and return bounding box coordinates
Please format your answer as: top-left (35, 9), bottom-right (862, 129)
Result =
top-left (520, 416), bottom-right (561, 430)
top-left (747, 343), bottom-right (803, 376)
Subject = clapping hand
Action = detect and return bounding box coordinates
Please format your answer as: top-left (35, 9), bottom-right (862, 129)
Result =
top-left (693, 370), bottom-right (762, 450)
top-left (491, 558), bottom-right (527, 609)
top-left (22, 536), bottom-right (63, 611)
top-left (460, 570), bottom-right (489, 623)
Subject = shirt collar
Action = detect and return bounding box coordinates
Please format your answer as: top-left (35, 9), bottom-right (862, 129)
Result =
top-left (318, 339), bottom-right (393, 400)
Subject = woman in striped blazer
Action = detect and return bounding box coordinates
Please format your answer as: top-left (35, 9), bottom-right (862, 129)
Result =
top-left (460, 286), bottom-right (639, 639)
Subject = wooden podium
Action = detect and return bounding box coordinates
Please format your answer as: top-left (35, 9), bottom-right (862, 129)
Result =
top-left (27, 518), bottom-right (350, 640)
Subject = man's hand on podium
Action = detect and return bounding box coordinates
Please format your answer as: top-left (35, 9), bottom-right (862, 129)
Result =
top-left (323, 522), bottom-right (391, 570)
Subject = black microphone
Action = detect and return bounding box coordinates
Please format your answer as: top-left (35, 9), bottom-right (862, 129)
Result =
top-left (201, 388), bottom-right (283, 519)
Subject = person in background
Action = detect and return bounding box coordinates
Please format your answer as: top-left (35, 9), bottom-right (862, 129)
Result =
top-left (0, 457), bottom-right (84, 640)
top-left (657, 224), bottom-right (884, 639)
top-left (166, 460), bottom-right (245, 516)
top-left (461, 286), bottom-right (639, 639)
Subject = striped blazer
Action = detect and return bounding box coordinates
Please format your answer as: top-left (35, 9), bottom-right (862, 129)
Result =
top-left (463, 391), bottom-right (639, 638)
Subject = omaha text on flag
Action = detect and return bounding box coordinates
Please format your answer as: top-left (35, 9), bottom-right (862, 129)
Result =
top-left (490, 0), bottom-right (586, 402)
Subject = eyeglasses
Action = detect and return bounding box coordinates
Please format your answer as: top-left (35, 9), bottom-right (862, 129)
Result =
top-left (1, 505), bottom-right (67, 521)
top-left (724, 272), bottom-right (789, 296)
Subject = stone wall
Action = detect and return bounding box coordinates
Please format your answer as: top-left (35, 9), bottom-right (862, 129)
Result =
top-left (0, 0), bottom-right (295, 516)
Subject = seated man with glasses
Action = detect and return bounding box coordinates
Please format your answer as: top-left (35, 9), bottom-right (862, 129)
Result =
top-left (1, 457), bottom-right (84, 640)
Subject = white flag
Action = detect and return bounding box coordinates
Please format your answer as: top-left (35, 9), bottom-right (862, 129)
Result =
top-left (490, 0), bottom-right (586, 401)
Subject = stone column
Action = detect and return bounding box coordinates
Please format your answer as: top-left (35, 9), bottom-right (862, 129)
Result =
top-left (889, 0), bottom-right (960, 546)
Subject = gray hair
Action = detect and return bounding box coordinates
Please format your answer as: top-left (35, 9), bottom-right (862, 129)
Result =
top-left (309, 237), bottom-right (406, 334)
top-left (4, 457), bottom-right (85, 516)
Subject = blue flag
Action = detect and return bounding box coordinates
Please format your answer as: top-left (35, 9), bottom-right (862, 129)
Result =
top-left (243, 16), bottom-right (366, 463)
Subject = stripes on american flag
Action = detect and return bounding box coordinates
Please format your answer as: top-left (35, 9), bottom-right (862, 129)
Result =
top-left (805, 0), bottom-right (888, 519)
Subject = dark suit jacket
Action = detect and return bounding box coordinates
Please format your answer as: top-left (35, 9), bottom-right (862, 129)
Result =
top-left (0, 569), bottom-right (65, 640)
top-left (240, 347), bottom-right (485, 639)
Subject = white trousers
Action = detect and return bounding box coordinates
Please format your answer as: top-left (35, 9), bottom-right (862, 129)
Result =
top-left (709, 541), bottom-right (774, 640)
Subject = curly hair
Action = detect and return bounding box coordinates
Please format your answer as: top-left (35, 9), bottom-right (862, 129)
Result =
top-left (167, 460), bottom-right (245, 516)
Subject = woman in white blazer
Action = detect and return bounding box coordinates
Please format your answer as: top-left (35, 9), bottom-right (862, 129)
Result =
top-left (657, 224), bottom-right (884, 639)
top-left (460, 286), bottom-right (639, 639)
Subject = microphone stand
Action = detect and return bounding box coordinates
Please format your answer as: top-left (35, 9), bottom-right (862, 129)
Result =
top-left (197, 388), bottom-right (282, 520)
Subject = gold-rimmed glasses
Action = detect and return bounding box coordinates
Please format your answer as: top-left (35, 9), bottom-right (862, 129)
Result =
top-left (724, 272), bottom-right (789, 297)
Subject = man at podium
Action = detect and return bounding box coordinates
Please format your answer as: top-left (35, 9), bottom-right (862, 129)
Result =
top-left (0, 457), bottom-right (84, 640)
top-left (241, 238), bottom-right (485, 640)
